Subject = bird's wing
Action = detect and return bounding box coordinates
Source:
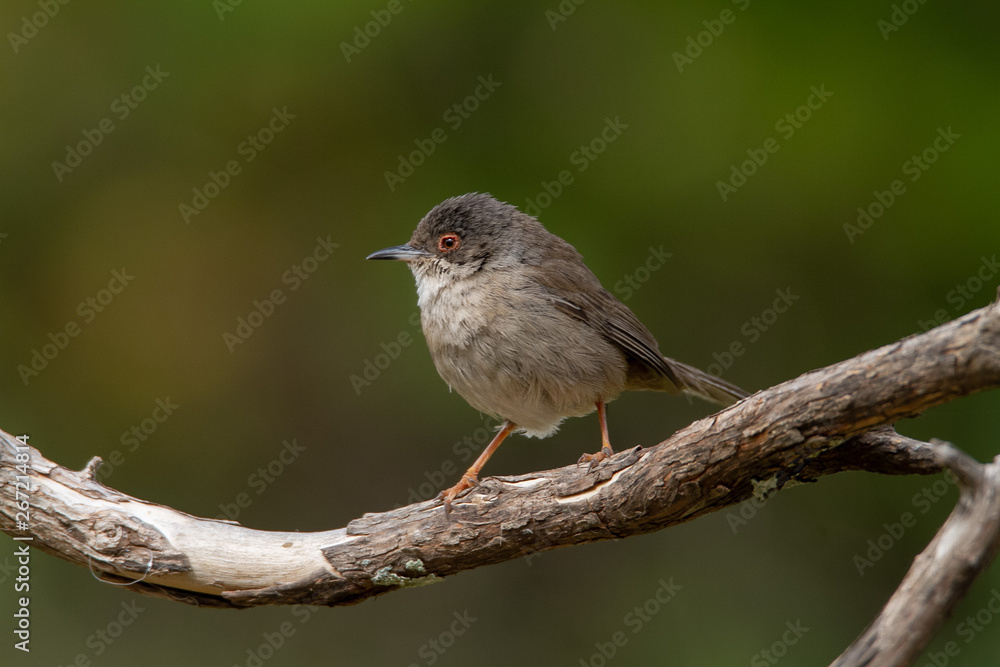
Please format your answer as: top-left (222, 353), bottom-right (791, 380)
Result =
top-left (525, 257), bottom-right (681, 387)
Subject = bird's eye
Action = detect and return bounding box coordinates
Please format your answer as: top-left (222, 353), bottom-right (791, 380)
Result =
top-left (438, 233), bottom-right (461, 252)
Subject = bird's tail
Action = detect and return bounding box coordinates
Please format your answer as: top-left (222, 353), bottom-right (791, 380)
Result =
top-left (667, 359), bottom-right (749, 407)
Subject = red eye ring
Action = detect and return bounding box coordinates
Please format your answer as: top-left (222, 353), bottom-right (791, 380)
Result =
top-left (438, 233), bottom-right (460, 252)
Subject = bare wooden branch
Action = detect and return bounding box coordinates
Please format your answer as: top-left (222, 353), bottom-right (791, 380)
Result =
top-left (833, 441), bottom-right (1000, 666)
top-left (1, 300), bottom-right (999, 665)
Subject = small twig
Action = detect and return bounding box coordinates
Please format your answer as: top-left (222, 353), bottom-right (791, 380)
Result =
top-left (81, 456), bottom-right (104, 480)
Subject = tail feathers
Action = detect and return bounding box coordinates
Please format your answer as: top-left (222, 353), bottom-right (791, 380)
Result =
top-left (669, 359), bottom-right (749, 407)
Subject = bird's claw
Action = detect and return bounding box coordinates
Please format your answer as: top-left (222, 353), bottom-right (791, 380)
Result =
top-left (578, 445), bottom-right (614, 470)
top-left (437, 474), bottom-right (479, 515)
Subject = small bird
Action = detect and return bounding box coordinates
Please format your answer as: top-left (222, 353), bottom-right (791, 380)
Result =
top-left (367, 193), bottom-right (748, 509)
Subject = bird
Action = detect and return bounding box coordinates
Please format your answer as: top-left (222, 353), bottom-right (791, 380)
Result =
top-left (367, 193), bottom-right (748, 510)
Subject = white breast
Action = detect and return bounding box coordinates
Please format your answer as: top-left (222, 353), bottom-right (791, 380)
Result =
top-left (412, 265), bottom-right (493, 347)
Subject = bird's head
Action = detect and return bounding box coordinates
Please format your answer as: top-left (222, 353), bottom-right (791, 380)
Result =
top-left (367, 193), bottom-right (544, 283)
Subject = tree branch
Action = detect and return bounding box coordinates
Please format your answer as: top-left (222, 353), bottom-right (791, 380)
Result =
top-left (833, 440), bottom-right (1000, 666)
top-left (2, 299), bottom-right (999, 665)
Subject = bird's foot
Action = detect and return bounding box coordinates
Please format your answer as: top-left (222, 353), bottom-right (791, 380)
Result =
top-left (437, 473), bottom-right (479, 514)
top-left (578, 445), bottom-right (614, 469)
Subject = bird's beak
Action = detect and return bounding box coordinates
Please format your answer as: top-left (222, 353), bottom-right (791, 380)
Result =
top-left (366, 244), bottom-right (432, 262)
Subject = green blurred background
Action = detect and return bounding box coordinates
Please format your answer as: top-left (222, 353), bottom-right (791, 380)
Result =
top-left (2, 1), bottom-right (999, 665)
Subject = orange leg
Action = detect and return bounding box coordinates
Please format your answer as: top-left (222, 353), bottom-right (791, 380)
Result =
top-left (578, 400), bottom-right (614, 465)
top-left (439, 421), bottom-right (517, 511)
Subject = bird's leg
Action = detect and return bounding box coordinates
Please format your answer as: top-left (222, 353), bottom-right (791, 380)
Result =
top-left (439, 420), bottom-right (517, 512)
top-left (579, 400), bottom-right (614, 466)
